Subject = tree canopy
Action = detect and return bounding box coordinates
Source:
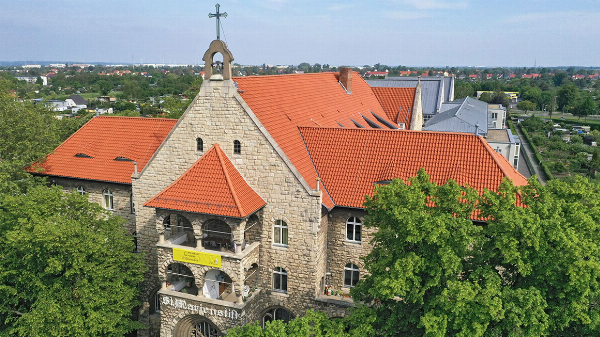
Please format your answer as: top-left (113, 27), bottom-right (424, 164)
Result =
top-left (350, 170), bottom-right (600, 336)
top-left (0, 77), bottom-right (145, 336)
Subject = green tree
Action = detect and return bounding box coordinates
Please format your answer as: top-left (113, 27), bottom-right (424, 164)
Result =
top-left (479, 91), bottom-right (493, 103)
top-left (351, 170), bottom-right (600, 336)
top-left (453, 81), bottom-right (474, 100)
top-left (0, 78), bottom-right (62, 193)
top-left (97, 80), bottom-right (113, 95)
top-left (517, 100), bottom-right (537, 113)
top-left (557, 84), bottom-right (579, 113)
top-left (0, 185), bottom-right (145, 336)
top-left (226, 310), bottom-right (351, 337)
top-left (574, 94), bottom-right (596, 120)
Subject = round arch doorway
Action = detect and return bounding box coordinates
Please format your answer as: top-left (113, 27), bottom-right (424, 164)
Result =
top-left (173, 315), bottom-right (221, 337)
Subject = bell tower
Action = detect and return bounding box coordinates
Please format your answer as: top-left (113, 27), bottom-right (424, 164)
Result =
top-left (202, 40), bottom-right (235, 81)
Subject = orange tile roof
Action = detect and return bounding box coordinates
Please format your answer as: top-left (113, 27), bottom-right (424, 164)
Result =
top-left (298, 127), bottom-right (527, 209)
top-left (234, 72), bottom-right (399, 209)
top-left (28, 116), bottom-right (177, 184)
top-left (371, 87), bottom-right (416, 125)
top-left (144, 144), bottom-right (265, 218)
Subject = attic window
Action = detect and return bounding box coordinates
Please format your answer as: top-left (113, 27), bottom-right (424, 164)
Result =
top-left (114, 156), bottom-right (133, 161)
top-left (350, 118), bottom-right (364, 128)
top-left (336, 121), bottom-right (345, 128)
top-left (370, 111), bottom-right (399, 130)
top-left (75, 153), bottom-right (93, 158)
top-left (234, 140), bottom-right (241, 155)
top-left (360, 114), bottom-right (382, 129)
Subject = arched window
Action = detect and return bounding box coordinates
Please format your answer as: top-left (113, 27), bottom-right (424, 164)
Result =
top-left (346, 217), bottom-right (362, 242)
top-left (166, 263), bottom-right (197, 295)
top-left (273, 267), bottom-right (288, 293)
top-left (344, 263), bottom-right (360, 287)
top-left (233, 140), bottom-right (241, 154)
top-left (196, 137), bottom-right (203, 152)
top-left (202, 219), bottom-right (232, 251)
top-left (174, 315), bottom-right (221, 337)
top-left (76, 186), bottom-right (86, 195)
top-left (262, 307), bottom-right (294, 327)
top-left (103, 189), bottom-right (114, 210)
top-left (273, 220), bottom-right (288, 246)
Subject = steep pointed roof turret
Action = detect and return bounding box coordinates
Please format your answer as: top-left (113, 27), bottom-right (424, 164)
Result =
top-left (144, 144), bottom-right (265, 218)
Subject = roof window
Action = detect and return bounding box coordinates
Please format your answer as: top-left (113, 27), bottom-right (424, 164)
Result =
top-left (360, 114), bottom-right (382, 129)
top-left (114, 156), bottom-right (133, 161)
top-left (370, 111), bottom-right (398, 130)
top-left (75, 153), bottom-right (93, 158)
top-left (350, 118), bottom-right (364, 128)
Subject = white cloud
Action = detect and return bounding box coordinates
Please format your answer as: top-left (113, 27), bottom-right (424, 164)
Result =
top-left (403, 0), bottom-right (468, 10)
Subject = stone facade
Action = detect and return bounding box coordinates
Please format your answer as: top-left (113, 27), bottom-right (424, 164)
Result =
top-left (129, 41), bottom-right (372, 337)
top-left (45, 42), bottom-right (380, 336)
top-left (50, 177), bottom-right (135, 233)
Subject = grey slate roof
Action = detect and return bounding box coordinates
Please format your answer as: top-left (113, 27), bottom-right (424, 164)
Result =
top-left (423, 97), bottom-right (488, 134)
top-left (366, 76), bottom-right (454, 116)
top-left (68, 94), bottom-right (87, 106)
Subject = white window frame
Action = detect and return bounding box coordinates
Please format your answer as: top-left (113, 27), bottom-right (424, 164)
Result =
top-left (76, 186), bottom-right (86, 195)
top-left (103, 189), bottom-right (114, 210)
top-left (344, 263), bottom-right (360, 287)
top-left (346, 217), bottom-right (362, 243)
top-left (273, 220), bottom-right (288, 246)
top-left (272, 267), bottom-right (288, 293)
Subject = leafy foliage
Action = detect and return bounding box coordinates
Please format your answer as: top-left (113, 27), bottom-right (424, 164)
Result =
top-left (0, 77), bottom-right (145, 336)
top-left (351, 170), bottom-right (600, 336)
top-left (226, 310), bottom-right (352, 337)
top-left (0, 186), bottom-right (146, 336)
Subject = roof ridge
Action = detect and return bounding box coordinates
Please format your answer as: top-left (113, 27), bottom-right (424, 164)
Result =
top-left (215, 144), bottom-right (244, 216)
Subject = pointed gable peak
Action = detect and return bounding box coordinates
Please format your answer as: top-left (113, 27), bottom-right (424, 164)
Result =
top-left (144, 144), bottom-right (265, 218)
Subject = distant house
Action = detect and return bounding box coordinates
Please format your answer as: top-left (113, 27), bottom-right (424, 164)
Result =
top-left (363, 71), bottom-right (388, 78)
top-left (15, 75), bottom-right (48, 86)
top-left (97, 96), bottom-right (117, 103)
top-left (48, 95), bottom-right (87, 113)
top-left (66, 95), bottom-right (88, 110)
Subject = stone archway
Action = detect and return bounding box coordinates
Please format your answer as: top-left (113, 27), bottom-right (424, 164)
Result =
top-left (202, 40), bottom-right (234, 80)
top-left (173, 314), bottom-right (222, 337)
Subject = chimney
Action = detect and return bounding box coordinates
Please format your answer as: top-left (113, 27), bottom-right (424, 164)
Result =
top-left (339, 67), bottom-right (352, 94)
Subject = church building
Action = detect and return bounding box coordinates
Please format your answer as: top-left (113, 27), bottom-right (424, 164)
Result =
top-left (32, 39), bottom-right (526, 337)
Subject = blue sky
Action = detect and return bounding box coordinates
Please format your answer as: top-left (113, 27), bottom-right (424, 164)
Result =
top-left (1, 0), bottom-right (599, 67)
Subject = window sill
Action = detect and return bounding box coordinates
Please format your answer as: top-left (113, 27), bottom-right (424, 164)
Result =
top-left (344, 240), bottom-right (362, 245)
top-left (272, 244), bottom-right (289, 249)
top-left (270, 290), bottom-right (288, 297)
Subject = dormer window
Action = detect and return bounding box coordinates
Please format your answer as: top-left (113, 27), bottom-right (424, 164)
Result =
top-left (75, 153), bottom-right (93, 158)
top-left (233, 140), bottom-right (241, 155)
top-left (197, 138), bottom-right (203, 152)
top-left (114, 156), bottom-right (133, 161)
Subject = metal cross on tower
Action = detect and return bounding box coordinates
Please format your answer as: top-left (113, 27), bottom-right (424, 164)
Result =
top-left (208, 4), bottom-right (227, 40)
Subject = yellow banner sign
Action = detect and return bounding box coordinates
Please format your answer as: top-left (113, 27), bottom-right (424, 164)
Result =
top-left (173, 248), bottom-right (222, 268)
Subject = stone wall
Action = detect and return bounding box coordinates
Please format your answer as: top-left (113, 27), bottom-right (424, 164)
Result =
top-left (50, 177), bottom-right (135, 232)
top-left (325, 208), bottom-right (373, 291)
top-left (133, 78), bottom-right (324, 336)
